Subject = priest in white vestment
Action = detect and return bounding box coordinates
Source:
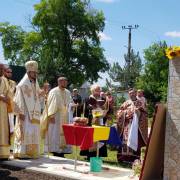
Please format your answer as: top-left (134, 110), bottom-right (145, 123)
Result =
top-left (13, 60), bottom-right (41, 158)
top-left (41, 77), bottom-right (73, 157)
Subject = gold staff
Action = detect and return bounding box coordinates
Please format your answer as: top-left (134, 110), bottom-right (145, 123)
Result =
top-left (44, 93), bottom-right (50, 158)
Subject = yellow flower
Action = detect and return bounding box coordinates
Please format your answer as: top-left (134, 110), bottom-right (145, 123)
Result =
top-left (166, 46), bottom-right (180, 60)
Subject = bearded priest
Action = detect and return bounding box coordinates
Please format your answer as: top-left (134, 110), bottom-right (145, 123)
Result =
top-left (13, 60), bottom-right (41, 159)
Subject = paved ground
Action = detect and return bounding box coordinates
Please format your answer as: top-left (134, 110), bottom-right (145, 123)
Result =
top-left (0, 164), bottom-right (64, 180)
top-left (0, 156), bottom-right (138, 180)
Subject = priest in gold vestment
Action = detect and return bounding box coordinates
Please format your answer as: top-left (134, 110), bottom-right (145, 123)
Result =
top-left (13, 61), bottom-right (41, 158)
top-left (41, 77), bottom-right (73, 157)
top-left (0, 64), bottom-right (11, 159)
top-left (4, 66), bottom-right (16, 135)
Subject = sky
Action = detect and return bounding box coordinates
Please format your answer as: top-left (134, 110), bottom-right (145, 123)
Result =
top-left (0, 0), bottom-right (180, 86)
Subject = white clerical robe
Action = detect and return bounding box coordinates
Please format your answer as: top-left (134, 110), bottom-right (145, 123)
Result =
top-left (0, 76), bottom-right (11, 158)
top-left (13, 74), bottom-right (41, 158)
top-left (41, 87), bottom-right (72, 154)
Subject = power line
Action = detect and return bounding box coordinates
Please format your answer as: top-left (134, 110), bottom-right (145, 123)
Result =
top-left (122, 24), bottom-right (139, 89)
top-left (106, 18), bottom-right (162, 41)
top-left (122, 25), bottom-right (139, 64)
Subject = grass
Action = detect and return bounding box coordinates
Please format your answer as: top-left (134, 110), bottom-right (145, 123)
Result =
top-left (64, 146), bottom-right (131, 169)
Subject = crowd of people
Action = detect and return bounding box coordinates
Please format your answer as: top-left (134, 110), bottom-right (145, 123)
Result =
top-left (0, 60), bottom-right (148, 165)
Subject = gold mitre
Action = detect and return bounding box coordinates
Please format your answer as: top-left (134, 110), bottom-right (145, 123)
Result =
top-left (25, 60), bottom-right (38, 72)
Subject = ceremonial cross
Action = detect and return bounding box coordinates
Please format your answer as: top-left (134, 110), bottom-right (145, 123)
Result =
top-left (24, 85), bottom-right (32, 98)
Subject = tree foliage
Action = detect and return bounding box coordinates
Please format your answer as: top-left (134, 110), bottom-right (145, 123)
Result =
top-left (33, 0), bottom-right (109, 86)
top-left (108, 49), bottom-right (142, 90)
top-left (0, 22), bottom-right (26, 65)
top-left (0, 0), bottom-right (109, 86)
top-left (135, 41), bottom-right (169, 115)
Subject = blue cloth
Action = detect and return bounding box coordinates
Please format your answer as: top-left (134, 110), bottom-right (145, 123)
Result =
top-left (102, 126), bottom-right (122, 146)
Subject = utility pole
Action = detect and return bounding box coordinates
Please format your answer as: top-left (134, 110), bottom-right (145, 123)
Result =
top-left (122, 25), bottom-right (139, 89)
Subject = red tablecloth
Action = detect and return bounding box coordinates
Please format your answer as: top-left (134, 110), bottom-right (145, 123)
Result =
top-left (63, 124), bottom-right (94, 150)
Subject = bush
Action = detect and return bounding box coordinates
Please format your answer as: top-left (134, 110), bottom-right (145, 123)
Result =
top-left (132, 147), bottom-right (146, 177)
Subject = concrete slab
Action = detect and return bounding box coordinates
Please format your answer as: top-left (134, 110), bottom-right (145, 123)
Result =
top-left (1, 156), bottom-right (137, 180)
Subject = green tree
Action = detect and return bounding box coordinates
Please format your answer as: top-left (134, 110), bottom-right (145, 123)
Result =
top-left (135, 41), bottom-right (169, 116)
top-left (22, 31), bottom-right (43, 62)
top-left (108, 49), bottom-right (142, 90)
top-left (32, 0), bottom-right (109, 86)
top-left (0, 0), bottom-right (109, 86)
top-left (0, 22), bottom-right (26, 65)
top-left (116, 94), bottom-right (126, 107)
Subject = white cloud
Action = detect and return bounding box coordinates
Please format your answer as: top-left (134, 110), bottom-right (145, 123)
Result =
top-left (99, 32), bottom-right (112, 41)
top-left (164, 31), bottom-right (180, 38)
top-left (95, 0), bottom-right (115, 3)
